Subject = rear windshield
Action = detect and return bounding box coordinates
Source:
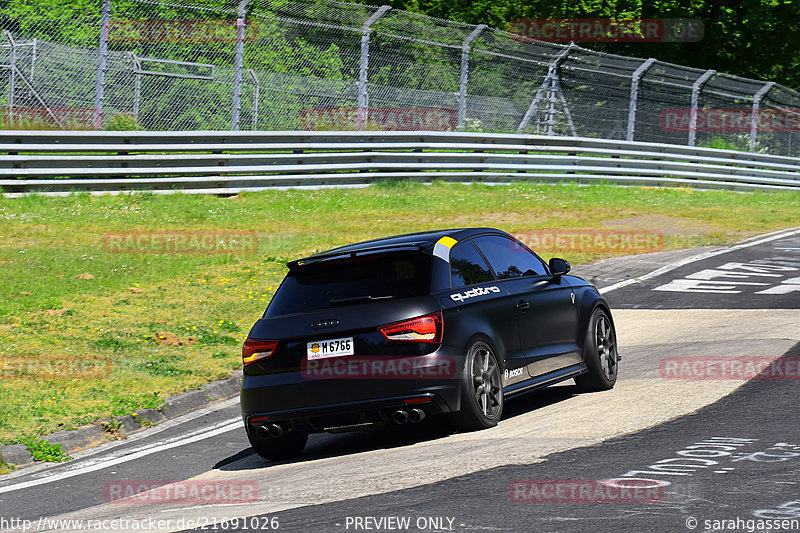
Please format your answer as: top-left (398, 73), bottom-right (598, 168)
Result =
top-left (265, 252), bottom-right (431, 317)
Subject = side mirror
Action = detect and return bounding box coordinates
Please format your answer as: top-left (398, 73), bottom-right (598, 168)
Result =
top-left (549, 257), bottom-right (571, 282)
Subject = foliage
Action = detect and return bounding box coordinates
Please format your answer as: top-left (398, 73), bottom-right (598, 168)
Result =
top-left (698, 134), bottom-right (770, 154)
top-left (104, 112), bottom-right (144, 131)
top-left (21, 437), bottom-right (70, 462)
top-left (390, 0), bottom-right (800, 91)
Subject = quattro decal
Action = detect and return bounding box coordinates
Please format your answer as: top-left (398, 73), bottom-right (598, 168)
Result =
top-left (451, 286), bottom-right (501, 302)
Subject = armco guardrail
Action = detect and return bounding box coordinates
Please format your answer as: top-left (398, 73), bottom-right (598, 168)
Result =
top-left (1, 131), bottom-right (800, 196)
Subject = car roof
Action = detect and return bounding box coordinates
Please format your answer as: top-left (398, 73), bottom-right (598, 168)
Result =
top-left (321, 228), bottom-right (507, 254)
top-left (288, 228), bottom-right (510, 270)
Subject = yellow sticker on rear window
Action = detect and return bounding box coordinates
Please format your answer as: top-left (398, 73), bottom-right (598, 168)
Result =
top-left (433, 236), bottom-right (458, 261)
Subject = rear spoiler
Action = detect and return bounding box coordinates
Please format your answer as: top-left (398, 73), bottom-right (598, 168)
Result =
top-left (287, 242), bottom-right (431, 271)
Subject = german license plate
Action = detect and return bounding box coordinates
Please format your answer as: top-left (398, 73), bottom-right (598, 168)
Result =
top-left (307, 337), bottom-right (354, 359)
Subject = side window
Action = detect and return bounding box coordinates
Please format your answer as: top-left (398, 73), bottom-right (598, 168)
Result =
top-left (473, 235), bottom-right (548, 279)
top-left (450, 241), bottom-right (494, 288)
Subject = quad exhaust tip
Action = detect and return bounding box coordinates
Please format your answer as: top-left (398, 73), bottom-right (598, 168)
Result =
top-left (408, 408), bottom-right (426, 423)
top-left (392, 408), bottom-right (426, 424)
top-left (392, 410), bottom-right (409, 424)
top-left (257, 423), bottom-right (285, 438)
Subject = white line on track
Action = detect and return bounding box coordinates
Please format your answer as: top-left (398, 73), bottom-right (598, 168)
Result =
top-left (600, 227), bottom-right (800, 294)
top-left (0, 418), bottom-right (241, 495)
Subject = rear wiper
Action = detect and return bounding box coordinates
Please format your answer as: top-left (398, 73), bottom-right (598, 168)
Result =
top-left (329, 295), bottom-right (394, 306)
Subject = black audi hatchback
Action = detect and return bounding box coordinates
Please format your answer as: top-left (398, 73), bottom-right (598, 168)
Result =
top-left (241, 228), bottom-right (619, 459)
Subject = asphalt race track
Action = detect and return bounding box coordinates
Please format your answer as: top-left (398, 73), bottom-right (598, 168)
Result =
top-left (193, 343), bottom-right (800, 533)
top-left (605, 230), bottom-right (800, 309)
top-left (1, 228), bottom-right (799, 533)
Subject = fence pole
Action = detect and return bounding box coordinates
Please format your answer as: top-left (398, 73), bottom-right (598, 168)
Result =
top-left (555, 79), bottom-right (577, 136)
top-left (626, 58), bottom-right (656, 142)
top-left (93, 0), bottom-right (110, 130)
top-left (750, 82), bottom-right (775, 152)
top-left (517, 42), bottom-right (573, 133)
top-left (545, 68), bottom-right (560, 136)
top-left (130, 52), bottom-right (141, 121)
top-left (357, 5), bottom-right (390, 131)
top-left (30, 38), bottom-right (37, 82)
top-left (248, 68), bottom-right (259, 130)
top-left (230, 0), bottom-right (250, 131)
top-left (457, 24), bottom-right (486, 129)
top-left (688, 69), bottom-right (715, 146)
top-left (4, 32), bottom-right (14, 127)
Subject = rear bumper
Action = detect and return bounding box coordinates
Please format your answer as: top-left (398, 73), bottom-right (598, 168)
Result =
top-left (243, 393), bottom-right (453, 435)
top-left (241, 352), bottom-right (463, 434)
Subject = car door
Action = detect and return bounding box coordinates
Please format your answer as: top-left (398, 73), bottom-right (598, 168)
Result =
top-left (472, 235), bottom-right (581, 377)
top-left (444, 240), bottom-right (528, 386)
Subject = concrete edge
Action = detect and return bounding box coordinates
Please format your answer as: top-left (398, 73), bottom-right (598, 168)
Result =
top-left (0, 370), bottom-right (242, 470)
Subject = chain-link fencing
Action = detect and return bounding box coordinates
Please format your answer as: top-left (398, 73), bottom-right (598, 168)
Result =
top-left (2, 0), bottom-right (800, 157)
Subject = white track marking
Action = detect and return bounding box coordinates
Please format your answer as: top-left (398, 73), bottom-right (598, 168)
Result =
top-left (0, 418), bottom-right (241, 495)
top-left (0, 397), bottom-right (241, 483)
top-left (600, 227), bottom-right (800, 294)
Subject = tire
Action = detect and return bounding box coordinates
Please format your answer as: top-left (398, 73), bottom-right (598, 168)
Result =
top-left (575, 308), bottom-right (618, 392)
top-left (247, 429), bottom-right (308, 461)
top-left (451, 339), bottom-right (504, 430)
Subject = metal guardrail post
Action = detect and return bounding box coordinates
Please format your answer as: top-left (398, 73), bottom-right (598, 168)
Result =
top-left (357, 5), bottom-right (390, 131)
top-left (93, 0), bottom-right (110, 130)
top-left (750, 82), bottom-right (775, 152)
top-left (626, 58), bottom-right (656, 142)
top-left (4, 31), bottom-right (14, 127)
top-left (517, 42), bottom-right (573, 133)
top-left (457, 24), bottom-right (486, 129)
top-left (231, 0), bottom-right (250, 131)
top-left (688, 69), bottom-right (715, 146)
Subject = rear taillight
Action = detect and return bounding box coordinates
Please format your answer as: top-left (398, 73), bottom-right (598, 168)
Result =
top-left (242, 339), bottom-right (278, 366)
top-left (378, 312), bottom-right (442, 343)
